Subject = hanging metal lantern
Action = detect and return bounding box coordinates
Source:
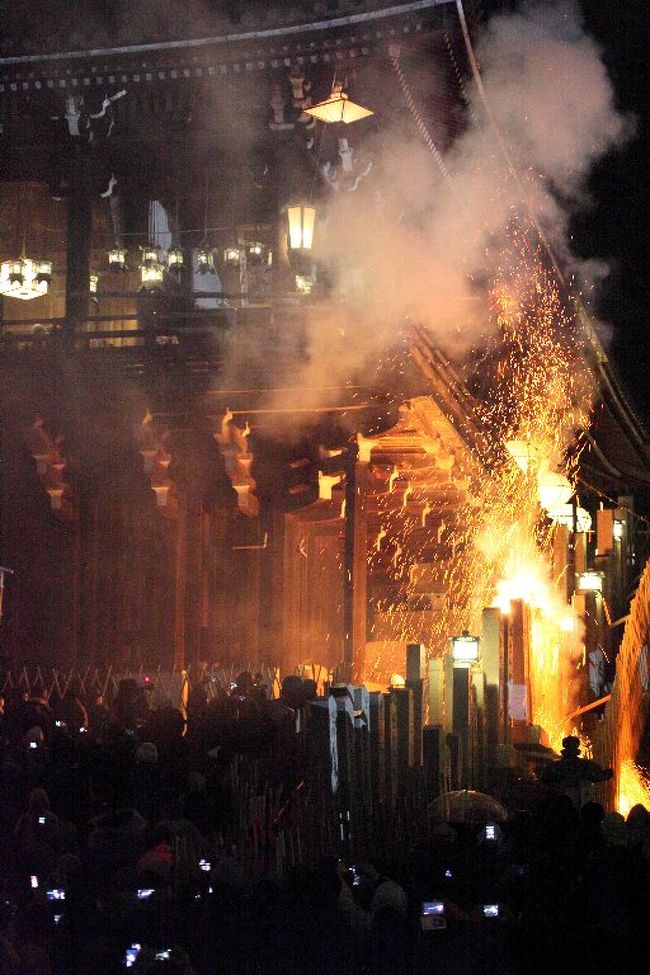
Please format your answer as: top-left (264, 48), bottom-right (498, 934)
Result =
top-left (36, 260), bottom-right (53, 285)
top-left (304, 82), bottom-right (373, 125)
top-left (108, 247), bottom-right (127, 270)
top-left (287, 204), bottom-right (316, 251)
top-left (245, 241), bottom-right (268, 265)
top-left (295, 273), bottom-right (313, 294)
top-left (196, 247), bottom-right (214, 272)
top-left (0, 256), bottom-right (52, 300)
top-left (140, 246), bottom-right (164, 289)
top-left (223, 245), bottom-right (241, 267)
top-left (167, 245), bottom-right (184, 270)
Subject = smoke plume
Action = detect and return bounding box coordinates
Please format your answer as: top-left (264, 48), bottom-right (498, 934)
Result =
top-left (294, 0), bottom-right (632, 405)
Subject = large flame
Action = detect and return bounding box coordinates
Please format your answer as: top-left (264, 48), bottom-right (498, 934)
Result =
top-left (470, 251), bottom-right (593, 750)
top-left (617, 759), bottom-right (650, 819)
top-left (368, 250), bottom-right (593, 747)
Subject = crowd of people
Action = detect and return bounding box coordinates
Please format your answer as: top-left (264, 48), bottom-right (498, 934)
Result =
top-left (1, 672), bottom-right (649, 974)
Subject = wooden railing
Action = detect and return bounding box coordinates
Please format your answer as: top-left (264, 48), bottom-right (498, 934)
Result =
top-left (0, 661), bottom-right (283, 708)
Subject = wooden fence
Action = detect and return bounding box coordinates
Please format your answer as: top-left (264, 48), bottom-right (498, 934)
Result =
top-left (0, 661), bottom-right (284, 708)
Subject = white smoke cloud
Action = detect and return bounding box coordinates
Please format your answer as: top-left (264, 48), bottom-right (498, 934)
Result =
top-left (476, 2), bottom-right (630, 199)
top-left (301, 0), bottom-right (632, 395)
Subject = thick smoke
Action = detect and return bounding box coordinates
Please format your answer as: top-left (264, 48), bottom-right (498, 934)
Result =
top-left (303, 0), bottom-right (631, 398)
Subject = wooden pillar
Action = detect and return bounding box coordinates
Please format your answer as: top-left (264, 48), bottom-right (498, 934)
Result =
top-left (64, 155), bottom-right (92, 346)
top-left (169, 424), bottom-right (237, 671)
top-left (481, 607), bottom-right (503, 766)
top-left (173, 493), bottom-right (189, 670)
top-left (452, 665), bottom-right (472, 787)
top-left (343, 444), bottom-right (368, 682)
top-left (406, 643), bottom-right (426, 765)
top-left (508, 598), bottom-right (531, 738)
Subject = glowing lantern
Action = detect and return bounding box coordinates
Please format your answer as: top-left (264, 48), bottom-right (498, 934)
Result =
top-left (108, 247), bottom-right (127, 270)
top-left (576, 571), bottom-right (603, 593)
top-left (223, 245), bottom-right (241, 267)
top-left (140, 246), bottom-right (164, 289)
top-left (287, 205), bottom-right (316, 251)
top-left (451, 630), bottom-right (480, 666)
top-left (390, 674), bottom-right (406, 688)
top-left (36, 260), bottom-right (52, 284)
top-left (547, 503), bottom-right (592, 533)
top-left (246, 241), bottom-right (271, 265)
top-left (537, 471), bottom-right (573, 511)
top-left (166, 245), bottom-right (184, 270)
top-left (295, 274), bottom-right (313, 294)
top-left (0, 256), bottom-right (52, 300)
top-left (304, 82), bottom-right (373, 125)
top-left (196, 247), bottom-right (214, 271)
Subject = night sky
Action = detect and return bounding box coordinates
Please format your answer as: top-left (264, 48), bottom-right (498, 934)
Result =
top-left (571, 0), bottom-right (649, 424)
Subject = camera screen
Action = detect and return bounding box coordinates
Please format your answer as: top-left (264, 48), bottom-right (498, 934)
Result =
top-left (422, 902), bottom-right (445, 915)
top-left (155, 950), bottom-right (172, 961)
top-left (30, 876), bottom-right (38, 889)
top-left (46, 890), bottom-right (65, 902)
top-left (198, 859), bottom-right (211, 872)
top-left (483, 904), bottom-right (499, 918)
top-left (124, 944), bottom-right (142, 968)
top-left (136, 888), bottom-right (155, 900)
top-left (38, 816), bottom-right (46, 825)
top-left (29, 742), bottom-right (38, 750)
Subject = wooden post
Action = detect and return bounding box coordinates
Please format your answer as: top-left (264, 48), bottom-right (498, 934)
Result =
top-left (343, 443), bottom-right (368, 682)
top-left (173, 493), bottom-right (188, 670)
top-left (64, 156), bottom-right (92, 346)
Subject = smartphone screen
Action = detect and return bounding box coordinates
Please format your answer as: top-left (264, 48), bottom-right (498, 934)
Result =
top-left (421, 901), bottom-right (446, 930)
top-left (124, 944), bottom-right (142, 968)
top-left (30, 875), bottom-right (39, 889)
top-left (483, 904), bottom-right (499, 918)
top-left (46, 890), bottom-right (65, 902)
top-left (136, 888), bottom-right (155, 900)
top-left (422, 901), bottom-right (445, 915)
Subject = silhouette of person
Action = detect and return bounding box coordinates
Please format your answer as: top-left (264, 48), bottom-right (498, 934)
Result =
top-left (541, 735), bottom-right (613, 808)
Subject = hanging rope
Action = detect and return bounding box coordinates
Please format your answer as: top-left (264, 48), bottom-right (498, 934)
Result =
top-left (388, 42), bottom-right (453, 184)
top-left (443, 29), bottom-right (478, 123)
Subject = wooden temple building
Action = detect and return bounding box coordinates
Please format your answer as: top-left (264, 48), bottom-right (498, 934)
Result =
top-left (0, 0), bottom-right (648, 707)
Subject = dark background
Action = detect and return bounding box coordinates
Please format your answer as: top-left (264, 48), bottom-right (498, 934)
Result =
top-left (575, 0), bottom-right (649, 424)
